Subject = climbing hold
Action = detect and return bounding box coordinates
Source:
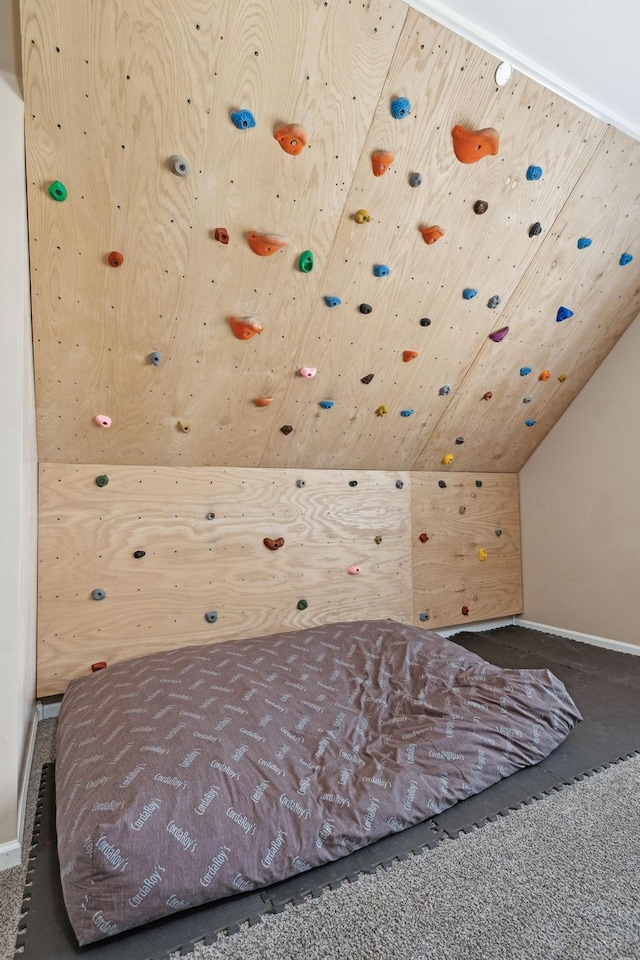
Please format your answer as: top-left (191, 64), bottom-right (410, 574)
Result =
top-left (558, 373), bottom-right (568, 382)
top-left (455, 436), bottom-right (465, 445)
top-left (475, 480), bottom-right (483, 488)
top-left (539, 370), bottom-right (551, 381)
top-left (620, 253), bottom-right (634, 266)
top-left (214, 227), bottom-right (229, 244)
top-left (400, 409), bottom-right (414, 417)
top-left (349, 480), bottom-right (358, 487)
top-left (478, 548), bottom-right (488, 561)
top-left (409, 172), bottom-right (422, 188)
top-left (48, 180), bottom-right (68, 202)
top-left (359, 303), bottom-right (373, 315)
top-left (347, 566), bottom-right (362, 575)
top-left (452, 125), bottom-right (500, 164)
top-left (204, 611), bottom-right (218, 623)
top-left (95, 415), bottom-right (112, 428)
top-left (577, 237), bottom-right (592, 249)
top-left (319, 400), bottom-right (335, 409)
top-left (556, 306), bottom-right (574, 322)
top-left (487, 295), bottom-right (501, 309)
top-left (133, 550), bottom-right (146, 559)
top-left (390, 97), bottom-right (411, 119)
top-left (230, 109), bottom-right (256, 129)
top-left (463, 288), bottom-right (478, 300)
top-left (458, 506), bottom-right (466, 515)
top-left (374, 264), bottom-right (390, 277)
top-left (420, 317), bottom-right (432, 327)
top-left (169, 155), bottom-right (191, 176)
top-left (374, 535), bottom-right (382, 544)
top-left (361, 373), bottom-right (374, 384)
top-left (298, 250), bottom-right (314, 273)
top-left (419, 612), bottom-right (431, 622)
top-left (264, 537), bottom-right (285, 551)
top-left (324, 296), bottom-right (342, 307)
top-left (177, 420), bottom-right (191, 433)
top-left (254, 397), bottom-right (274, 407)
top-left (299, 366), bottom-right (317, 378)
top-left (296, 479), bottom-right (306, 488)
top-left (474, 200), bottom-right (488, 215)
top-left (483, 391), bottom-right (493, 401)
top-left (206, 512), bottom-right (216, 520)
top-left (528, 222), bottom-right (542, 238)
top-left (520, 367), bottom-right (532, 377)
top-left (395, 480), bottom-right (404, 489)
top-left (442, 454), bottom-right (454, 465)
top-left (403, 350), bottom-right (419, 362)
top-left (420, 225), bottom-right (445, 245)
top-left (525, 419), bottom-right (537, 427)
top-left (419, 533), bottom-right (429, 543)
top-left (95, 474), bottom-right (109, 487)
top-left (523, 397), bottom-right (532, 404)
top-left (375, 405), bottom-right (388, 417)
top-left (247, 232), bottom-right (288, 256)
top-left (91, 588), bottom-right (106, 601)
top-left (91, 662), bottom-right (107, 672)
top-left (108, 251), bottom-right (124, 267)
top-left (273, 123), bottom-right (308, 155)
top-left (371, 150), bottom-right (394, 176)
top-left (439, 385), bottom-right (451, 396)
top-left (297, 599), bottom-right (308, 610)
top-left (461, 605), bottom-right (470, 616)
top-left (489, 326), bottom-right (509, 342)
top-left (526, 165), bottom-right (543, 181)
top-left (355, 210), bottom-right (372, 224)
top-left (438, 481), bottom-right (447, 489)
top-left (495, 529), bottom-right (503, 537)
top-left (280, 425), bottom-right (293, 435)
top-left (149, 351), bottom-right (162, 366)
top-left (230, 316), bottom-right (263, 340)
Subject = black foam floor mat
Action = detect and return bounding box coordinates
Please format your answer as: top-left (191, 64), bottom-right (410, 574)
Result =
top-left (16, 627), bottom-right (640, 960)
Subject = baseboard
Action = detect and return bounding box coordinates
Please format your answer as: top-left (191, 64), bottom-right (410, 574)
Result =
top-left (37, 698), bottom-right (62, 719)
top-left (438, 616), bottom-right (516, 638)
top-left (515, 618), bottom-right (640, 657)
top-left (0, 706), bottom-right (38, 871)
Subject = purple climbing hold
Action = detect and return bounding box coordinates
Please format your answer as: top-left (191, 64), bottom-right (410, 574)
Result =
top-left (556, 306), bottom-right (574, 322)
top-left (488, 326), bottom-right (509, 342)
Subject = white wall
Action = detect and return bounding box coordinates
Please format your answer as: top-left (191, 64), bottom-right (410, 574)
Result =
top-left (0, 0), bottom-right (38, 868)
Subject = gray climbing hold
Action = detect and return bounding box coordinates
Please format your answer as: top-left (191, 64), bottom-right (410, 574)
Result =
top-left (296, 479), bottom-right (306, 488)
top-left (487, 295), bottom-right (501, 309)
top-left (230, 109), bottom-right (256, 129)
top-left (529, 222), bottom-right (542, 237)
top-left (149, 351), bottom-right (162, 366)
top-left (91, 588), bottom-right (106, 601)
top-left (169, 155), bottom-right (191, 176)
top-left (455, 436), bottom-right (464, 444)
top-left (409, 172), bottom-right (422, 188)
top-left (396, 480), bottom-right (404, 489)
top-left (391, 97), bottom-right (411, 119)
top-left (495, 529), bottom-right (503, 537)
top-left (206, 512), bottom-right (215, 520)
top-left (419, 612), bottom-right (430, 622)
top-left (204, 611), bottom-right (218, 623)
top-left (439, 385), bottom-right (451, 396)
top-left (523, 396), bottom-right (532, 404)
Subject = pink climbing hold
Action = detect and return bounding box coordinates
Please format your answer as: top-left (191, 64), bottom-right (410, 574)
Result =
top-left (347, 565), bottom-right (362, 575)
top-left (299, 367), bottom-right (317, 378)
top-left (488, 326), bottom-right (509, 342)
top-left (95, 415), bottom-right (112, 428)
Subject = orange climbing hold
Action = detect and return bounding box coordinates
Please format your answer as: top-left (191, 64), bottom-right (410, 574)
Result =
top-left (254, 397), bottom-right (274, 407)
top-left (230, 316), bottom-right (264, 340)
top-left (274, 123), bottom-right (308, 156)
top-left (452, 124), bottom-right (500, 163)
top-left (264, 537), bottom-right (285, 551)
top-left (539, 370), bottom-right (552, 381)
top-left (371, 150), bottom-right (394, 177)
top-left (214, 228), bottom-right (229, 244)
top-left (91, 662), bottom-right (107, 672)
top-left (108, 251), bottom-right (124, 267)
top-left (420, 225), bottom-right (445, 245)
top-left (247, 232), bottom-right (289, 257)
top-left (403, 350), bottom-right (419, 362)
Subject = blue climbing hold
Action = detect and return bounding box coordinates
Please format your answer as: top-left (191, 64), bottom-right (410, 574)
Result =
top-left (374, 264), bottom-right (391, 277)
top-left (526, 165), bottom-right (543, 181)
top-left (204, 611), bottom-right (218, 623)
top-left (577, 237), bottom-right (592, 249)
top-left (620, 253), bottom-right (634, 266)
top-left (525, 419), bottom-right (537, 427)
top-left (462, 288), bottom-right (478, 300)
top-left (439, 385), bottom-right (451, 396)
top-left (400, 409), bottom-right (414, 417)
top-left (520, 367), bottom-right (532, 377)
top-left (391, 97), bottom-right (411, 119)
top-left (230, 109), bottom-right (256, 129)
top-left (324, 296), bottom-right (341, 307)
top-left (319, 400), bottom-right (335, 409)
top-left (556, 306), bottom-right (574, 322)
top-left (419, 612), bottom-right (430, 622)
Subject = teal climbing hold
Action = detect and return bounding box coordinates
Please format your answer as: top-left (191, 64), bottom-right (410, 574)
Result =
top-left (297, 599), bottom-right (308, 610)
top-left (324, 296), bottom-right (341, 307)
top-left (95, 475), bottom-right (109, 487)
top-left (475, 480), bottom-right (483, 488)
top-left (391, 97), bottom-right (411, 119)
top-left (48, 180), bottom-right (67, 202)
top-left (556, 306), bottom-right (574, 322)
top-left (462, 288), bottom-right (477, 300)
top-left (230, 109), bottom-right (256, 129)
top-left (520, 367), bottom-right (532, 377)
top-left (299, 250), bottom-right (314, 273)
top-left (526, 165), bottom-right (543, 181)
top-left (620, 253), bottom-right (634, 266)
top-left (374, 264), bottom-right (390, 277)
top-left (400, 409), bottom-right (414, 417)
top-left (319, 400), bottom-right (335, 409)
top-left (525, 419), bottom-right (537, 427)
top-left (577, 237), bottom-right (592, 249)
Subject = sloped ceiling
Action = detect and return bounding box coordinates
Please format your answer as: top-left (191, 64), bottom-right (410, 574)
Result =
top-left (23, 0), bottom-right (640, 472)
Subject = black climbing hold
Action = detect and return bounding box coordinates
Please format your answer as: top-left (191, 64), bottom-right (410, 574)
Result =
top-left (149, 351), bottom-right (162, 366)
top-left (91, 588), bottom-right (106, 601)
top-left (455, 436), bottom-right (464, 445)
top-left (204, 611), bottom-right (218, 623)
top-left (361, 373), bottom-right (374, 384)
top-left (419, 612), bottom-right (430, 622)
top-left (487, 295), bottom-right (501, 309)
top-left (495, 529), bottom-right (503, 537)
top-left (475, 480), bottom-right (483, 488)
top-left (297, 599), bottom-right (308, 610)
top-left (374, 535), bottom-right (382, 545)
top-left (95, 474), bottom-right (109, 487)
top-left (206, 512), bottom-right (215, 520)
top-left (409, 172), bottom-right (422, 188)
top-left (169, 154), bottom-right (191, 177)
top-left (529, 222), bottom-right (542, 237)
top-left (474, 200), bottom-right (488, 215)
top-left (296, 479), bottom-right (306, 488)
top-left (349, 480), bottom-right (358, 487)
top-left (438, 480), bottom-right (447, 489)
top-left (133, 550), bottom-right (146, 559)
top-left (420, 318), bottom-right (432, 327)
top-left (395, 480), bottom-right (404, 489)
top-left (523, 396), bottom-right (532, 404)
top-left (359, 303), bottom-right (373, 315)
top-left (281, 425), bottom-right (293, 435)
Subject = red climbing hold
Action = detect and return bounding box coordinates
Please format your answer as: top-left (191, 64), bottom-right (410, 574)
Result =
top-left (403, 350), bottom-right (419, 362)
top-left (91, 662), bottom-right (107, 672)
top-left (264, 537), bottom-right (285, 551)
top-left (452, 125), bottom-right (500, 164)
top-left (274, 123), bottom-right (308, 156)
top-left (419, 533), bottom-right (429, 543)
top-left (483, 391), bottom-right (493, 400)
top-left (214, 228), bottom-right (229, 244)
top-left (108, 251), bottom-right (124, 267)
top-left (247, 232), bottom-right (289, 256)
top-left (420, 225), bottom-right (445, 245)
top-left (371, 150), bottom-right (394, 177)
top-left (230, 316), bottom-right (263, 340)
top-left (461, 605), bottom-right (470, 616)
top-left (254, 397), bottom-right (274, 407)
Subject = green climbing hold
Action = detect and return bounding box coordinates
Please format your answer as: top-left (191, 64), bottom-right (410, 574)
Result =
top-left (475, 480), bottom-right (483, 488)
top-left (298, 250), bottom-right (314, 273)
top-left (95, 475), bottom-right (109, 487)
top-left (48, 180), bottom-right (68, 202)
top-left (297, 599), bottom-right (308, 610)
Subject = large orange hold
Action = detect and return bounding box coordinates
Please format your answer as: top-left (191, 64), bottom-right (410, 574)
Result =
top-left (274, 124), bottom-right (308, 156)
top-left (420, 225), bottom-right (446, 245)
top-left (403, 350), bottom-right (419, 362)
top-left (247, 232), bottom-right (289, 256)
top-left (452, 124), bottom-right (500, 163)
top-left (371, 150), bottom-right (394, 177)
top-left (230, 316), bottom-right (264, 340)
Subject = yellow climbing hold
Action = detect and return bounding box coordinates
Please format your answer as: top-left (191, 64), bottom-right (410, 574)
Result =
top-left (375, 405), bottom-right (388, 417)
top-left (355, 209), bottom-right (372, 224)
top-left (442, 453), bottom-right (454, 465)
top-left (478, 548), bottom-right (488, 561)
top-left (558, 373), bottom-right (568, 382)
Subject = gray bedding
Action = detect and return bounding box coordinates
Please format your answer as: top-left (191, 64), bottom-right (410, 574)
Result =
top-left (55, 619), bottom-right (581, 944)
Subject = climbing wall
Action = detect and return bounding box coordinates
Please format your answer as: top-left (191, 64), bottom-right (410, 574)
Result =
top-left (36, 464), bottom-right (519, 695)
top-left (22, 0), bottom-right (640, 473)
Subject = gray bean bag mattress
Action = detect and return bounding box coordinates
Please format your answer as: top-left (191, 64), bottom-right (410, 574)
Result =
top-left (55, 618), bottom-right (581, 944)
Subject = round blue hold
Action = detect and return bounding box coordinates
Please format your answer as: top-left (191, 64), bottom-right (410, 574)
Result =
top-left (374, 264), bottom-right (390, 277)
top-left (319, 400), bottom-right (335, 409)
top-left (391, 97), bottom-right (411, 119)
top-left (577, 237), bottom-right (592, 249)
top-left (520, 367), bottom-right (532, 377)
top-left (204, 611), bottom-right (218, 623)
top-left (400, 409), bottom-right (414, 417)
top-left (324, 296), bottom-right (341, 307)
top-left (462, 288), bottom-right (478, 300)
top-left (525, 419), bottom-right (537, 427)
top-left (526, 165), bottom-right (543, 181)
top-left (419, 612), bottom-right (430, 622)
top-left (556, 306), bottom-right (574, 322)
top-left (620, 252), bottom-right (634, 266)
top-left (230, 109), bottom-right (256, 129)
